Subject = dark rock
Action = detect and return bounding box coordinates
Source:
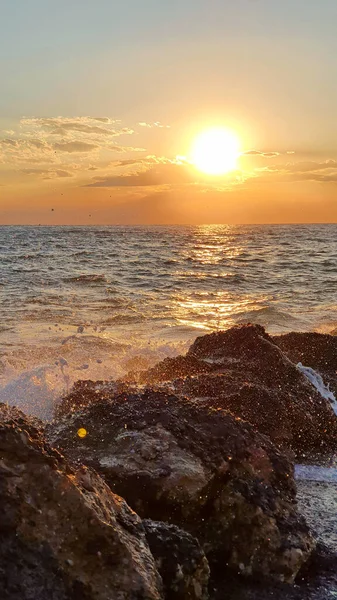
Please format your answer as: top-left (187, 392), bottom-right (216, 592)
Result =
top-left (54, 379), bottom-right (132, 419)
top-left (143, 520), bottom-right (210, 599)
top-left (274, 331), bottom-right (337, 397)
top-left (129, 325), bottom-right (337, 456)
top-left (48, 390), bottom-right (314, 584)
top-left (127, 355), bottom-right (215, 385)
top-left (0, 403), bottom-right (163, 600)
top-left (210, 545), bottom-right (337, 599)
top-left (274, 332), bottom-right (337, 373)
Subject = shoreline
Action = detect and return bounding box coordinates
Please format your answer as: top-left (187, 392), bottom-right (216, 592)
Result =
top-left (1, 323), bottom-right (337, 599)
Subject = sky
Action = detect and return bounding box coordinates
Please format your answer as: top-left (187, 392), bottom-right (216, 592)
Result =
top-left (1, 0), bottom-right (337, 224)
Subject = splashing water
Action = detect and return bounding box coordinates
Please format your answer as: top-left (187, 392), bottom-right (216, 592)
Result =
top-left (297, 362), bottom-right (337, 415)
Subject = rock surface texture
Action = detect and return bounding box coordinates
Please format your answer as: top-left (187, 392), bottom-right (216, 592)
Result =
top-left (274, 331), bottom-right (337, 397)
top-left (0, 403), bottom-right (164, 600)
top-left (121, 325), bottom-right (337, 456)
top-left (143, 520), bottom-right (210, 600)
top-left (48, 390), bottom-right (315, 584)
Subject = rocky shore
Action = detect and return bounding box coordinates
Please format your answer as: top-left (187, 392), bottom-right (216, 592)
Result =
top-left (1, 324), bottom-right (337, 599)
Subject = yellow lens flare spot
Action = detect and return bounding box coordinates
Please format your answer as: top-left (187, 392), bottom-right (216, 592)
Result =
top-left (77, 428), bottom-right (87, 439)
top-left (191, 128), bottom-right (240, 175)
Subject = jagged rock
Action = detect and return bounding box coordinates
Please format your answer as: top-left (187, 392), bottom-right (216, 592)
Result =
top-left (125, 325), bottom-right (337, 455)
top-left (54, 379), bottom-right (132, 419)
top-left (211, 543), bottom-right (337, 600)
top-left (0, 403), bottom-right (163, 600)
top-left (143, 520), bottom-right (210, 599)
top-left (274, 331), bottom-right (337, 396)
top-left (274, 332), bottom-right (337, 373)
top-left (128, 355), bottom-right (214, 385)
top-left (54, 357), bottom-right (213, 419)
top-left (48, 391), bottom-right (315, 584)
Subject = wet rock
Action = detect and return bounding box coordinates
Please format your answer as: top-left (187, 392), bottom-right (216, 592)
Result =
top-left (127, 355), bottom-right (214, 385)
top-left (274, 332), bottom-right (337, 373)
top-left (0, 403), bottom-right (163, 600)
top-left (48, 390), bottom-right (315, 584)
top-left (211, 543), bottom-right (337, 600)
top-left (54, 379), bottom-right (132, 419)
top-left (130, 325), bottom-right (337, 456)
top-left (274, 331), bottom-right (337, 397)
top-left (143, 520), bottom-right (210, 599)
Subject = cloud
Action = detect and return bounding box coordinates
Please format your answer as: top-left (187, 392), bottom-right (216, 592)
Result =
top-left (1, 115), bottom-right (146, 174)
top-left (252, 159), bottom-right (337, 184)
top-left (110, 155), bottom-right (171, 167)
top-left (20, 117), bottom-right (132, 138)
top-left (0, 115), bottom-right (149, 180)
top-left (54, 141), bottom-right (98, 153)
top-left (21, 168), bottom-right (73, 178)
top-left (86, 162), bottom-right (196, 187)
top-left (89, 117), bottom-right (121, 124)
top-left (285, 160), bottom-right (337, 173)
top-left (138, 121), bottom-right (170, 129)
top-left (86, 159), bottom-right (239, 188)
top-left (0, 137), bottom-right (55, 164)
top-left (243, 150), bottom-right (282, 158)
top-left (108, 144), bottom-right (146, 153)
top-left (0, 138), bottom-right (18, 147)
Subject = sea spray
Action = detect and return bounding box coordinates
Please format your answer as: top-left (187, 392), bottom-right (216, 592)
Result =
top-left (297, 362), bottom-right (337, 415)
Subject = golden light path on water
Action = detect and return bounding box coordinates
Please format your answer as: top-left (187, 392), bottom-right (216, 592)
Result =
top-left (171, 293), bottom-right (269, 332)
top-left (168, 225), bottom-right (268, 331)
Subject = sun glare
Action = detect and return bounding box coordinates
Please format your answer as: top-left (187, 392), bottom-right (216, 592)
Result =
top-left (191, 128), bottom-right (240, 175)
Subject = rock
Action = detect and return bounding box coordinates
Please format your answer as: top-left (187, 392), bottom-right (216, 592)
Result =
top-left (274, 332), bottom-right (337, 373)
top-left (54, 379), bottom-right (132, 419)
top-left (127, 325), bottom-right (337, 456)
top-left (128, 355), bottom-right (214, 386)
top-left (274, 331), bottom-right (337, 397)
top-left (143, 520), bottom-right (210, 599)
top-left (48, 390), bottom-right (315, 584)
top-left (211, 543), bottom-right (337, 600)
top-left (0, 403), bottom-right (163, 600)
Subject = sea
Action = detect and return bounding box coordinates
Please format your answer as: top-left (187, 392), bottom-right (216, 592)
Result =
top-left (0, 223), bottom-right (336, 420)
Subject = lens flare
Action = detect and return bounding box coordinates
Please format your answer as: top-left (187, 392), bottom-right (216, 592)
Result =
top-left (77, 427), bottom-right (87, 439)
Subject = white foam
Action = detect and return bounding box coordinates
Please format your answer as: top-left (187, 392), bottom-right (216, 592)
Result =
top-left (295, 464), bottom-right (337, 483)
top-left (0, 333), bottom-right (189, 421)
top-left (297, 362), bottom-right (337, 415)
top-left (0, 365), bottom-right (64, 421)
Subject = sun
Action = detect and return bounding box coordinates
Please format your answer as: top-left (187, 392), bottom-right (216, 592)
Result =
top-left (191, 128), bottom-right (240, 175)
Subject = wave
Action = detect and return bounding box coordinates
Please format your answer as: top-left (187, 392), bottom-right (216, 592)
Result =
top-left (234, 306), bottom-right (310, 329)
top-left (100, 314), bottom-right (146, 325)
top-left (295, 465), bottom-right (337, 483)
top-left (63, 274), bottom-right (108, 285)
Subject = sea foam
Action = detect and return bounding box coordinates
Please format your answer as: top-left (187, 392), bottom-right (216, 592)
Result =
top-left (297, 362), bottom-right (337, 415)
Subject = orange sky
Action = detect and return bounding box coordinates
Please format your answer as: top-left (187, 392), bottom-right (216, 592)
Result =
top-left (1, 117), bottom-right (336, 224)
top-left (1, 1), bottom-right (337, 224)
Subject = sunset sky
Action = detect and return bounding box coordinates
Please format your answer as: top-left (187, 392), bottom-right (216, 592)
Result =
top-left (1, 0), bottom-right (337, 224)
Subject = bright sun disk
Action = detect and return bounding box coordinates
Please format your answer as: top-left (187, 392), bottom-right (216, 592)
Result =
top-left (191, 128), bottom-right (240, 175)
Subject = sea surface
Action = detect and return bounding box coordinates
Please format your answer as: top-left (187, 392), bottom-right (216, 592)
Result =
top-left (0, 223), bottom-right (336, 419)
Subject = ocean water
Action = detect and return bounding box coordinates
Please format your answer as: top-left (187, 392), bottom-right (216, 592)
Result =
top-left (0, 223), bottom-right (336, 418)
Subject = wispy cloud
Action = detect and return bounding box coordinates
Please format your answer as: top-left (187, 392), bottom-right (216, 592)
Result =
top-left (21, 168), bottom-right (73, 178)
top-left (108, 144), bottom-right (146, 153)
top-left (87, 162), bottom-right (193, 188)
top-left (20, 117), bottom-right (131, 138)
top-left (0, 115), bottom-right (149, 178)
top-left (253, 159), bottom-right (337, 184)
top-left (85, 158), bottom-right (246, 189)
top-left (54, 141), bottom-right (98, 153)
top-left (138, 121), bottom-right (170, 129)
top-left (243, 149), bottom-right (293, 158)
